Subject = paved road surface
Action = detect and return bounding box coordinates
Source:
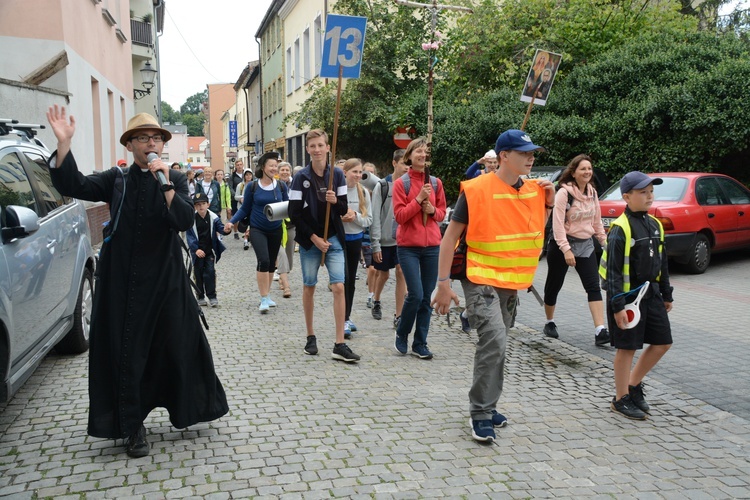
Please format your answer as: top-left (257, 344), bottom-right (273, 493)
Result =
top-left (1, 239), bottom-right (748, 498)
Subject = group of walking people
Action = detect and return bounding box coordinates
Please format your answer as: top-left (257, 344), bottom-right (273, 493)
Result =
top-left (44, 104), bottom-right (674, 458)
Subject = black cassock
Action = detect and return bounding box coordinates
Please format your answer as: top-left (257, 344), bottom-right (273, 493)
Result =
top-left (51, 152), bottom-right (228, 439)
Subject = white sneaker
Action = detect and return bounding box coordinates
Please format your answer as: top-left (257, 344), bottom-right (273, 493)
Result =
top-left (273, 271), bottom-right (280, 281)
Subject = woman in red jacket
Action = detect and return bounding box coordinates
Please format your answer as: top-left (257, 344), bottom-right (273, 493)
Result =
top-left (392, 137), bottom-right (447, 359)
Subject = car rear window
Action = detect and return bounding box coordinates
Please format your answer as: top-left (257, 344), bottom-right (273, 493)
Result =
top-left (600, 177), bottom-right (688, 202)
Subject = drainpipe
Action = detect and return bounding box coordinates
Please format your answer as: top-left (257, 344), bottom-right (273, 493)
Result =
top-left (154, 0), bottom-right (164, 122)
top-left (256, 36), bottom-right (264, 154)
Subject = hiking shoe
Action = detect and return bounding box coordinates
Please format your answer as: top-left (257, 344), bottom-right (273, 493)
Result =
top-left (344, 321), bottom-right (352, 340)
top-left (197, 297), bottom-right (207, 307)
top-left (345, 319), bottom-right (357, 332)
top-left (491, 410), bottom-right (508, 428)
top-left (209, 298), bottom-right (219, 308)
top-left (259, 297), bottom-right (270, 314)
top-left (266, 297), bottom-right (277, 308)
top-left (543, 322), bottom-right (559, 339)
top-left (372, 301), bottom-right (382, 320)
top-left (366, 296), bottom-right (373, 308)
top-left (470, 419), bottom-right (495, 443)
top-left (125, 424), bottom-right (149, 458)
top-left (234, 232), bottom-right (240, 240)
top-left (595, 328), bottom-right (611, 346)
top-left (332, 343), bottom-right (361, 363)
top-left (629, 382), bottom-right (650, 414)
top-left (460, 312), bottom-right (471, 333)
top-left (304, 336), bottom-right (318, 355)
top-left (394, 332), bottom-right (407, 355)
top-left (411, 344), bottom-right (433, 360)
top-left (611, 394), bottom-right (647, 420)
top-left (393, 315), bottom-right (401, 330)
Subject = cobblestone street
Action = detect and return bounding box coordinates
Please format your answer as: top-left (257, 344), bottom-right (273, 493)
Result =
top-left (1, 239), bottom-right (749, 498)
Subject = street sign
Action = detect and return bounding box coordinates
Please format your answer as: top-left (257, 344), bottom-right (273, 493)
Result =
top-left (320, 14), bottom-right (367, 79)
top-left (229, 120), bottom-right (238, 148)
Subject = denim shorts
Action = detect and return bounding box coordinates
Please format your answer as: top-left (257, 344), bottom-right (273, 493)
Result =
top-left (299, 235), bottom-right (345, 286)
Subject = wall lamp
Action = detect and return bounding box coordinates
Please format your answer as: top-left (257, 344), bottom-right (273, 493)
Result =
top-left (133, 61), bottom-right (157, 100)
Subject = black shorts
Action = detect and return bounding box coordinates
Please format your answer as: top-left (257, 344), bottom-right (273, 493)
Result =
top-left (608, 294), bottom-right (672, 350)
top-left (373, 245), bottom-right (399, 272)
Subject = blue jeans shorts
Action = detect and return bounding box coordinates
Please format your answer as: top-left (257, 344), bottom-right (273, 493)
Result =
top-left (299, 235), bottom-right (345, 287)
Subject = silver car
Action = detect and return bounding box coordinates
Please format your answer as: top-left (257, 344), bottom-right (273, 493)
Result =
top-left (0, 120), bottom-right (95, 402)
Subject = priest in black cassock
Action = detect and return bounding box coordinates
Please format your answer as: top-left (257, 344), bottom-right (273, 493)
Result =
top-left (46, 106), bottom-right (228, 458)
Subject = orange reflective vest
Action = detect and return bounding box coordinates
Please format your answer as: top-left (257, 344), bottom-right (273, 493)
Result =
top-left (462, 174), bottom-right (547, 289)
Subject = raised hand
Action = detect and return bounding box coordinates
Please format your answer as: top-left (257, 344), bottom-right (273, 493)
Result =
top-left (46, 105), bottom-right (76, 160)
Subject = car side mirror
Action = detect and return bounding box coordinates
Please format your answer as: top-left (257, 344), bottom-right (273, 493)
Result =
top-left (2, 205), bottom-right (40, 243)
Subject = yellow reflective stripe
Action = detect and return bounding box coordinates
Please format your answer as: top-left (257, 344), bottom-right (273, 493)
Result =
top-left (466, 267), bottom-right (536, 284)
top-left (467, 251), bottom-right (539, 268)
top-left (468, 238), bottom-right (543, 252)
top-left (491, 231), bottom-right (542, 241)
top-left (492, 192), bottom-right (539, 200)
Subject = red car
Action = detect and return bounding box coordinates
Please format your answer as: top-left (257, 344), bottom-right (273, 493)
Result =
top-left (599, 172), bottom-right (750, 274)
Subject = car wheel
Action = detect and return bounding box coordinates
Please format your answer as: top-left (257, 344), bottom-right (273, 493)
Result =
top-left (56, 267), bottom-right (93, 354)
top-left (684, 233), bottom-right (711, 274)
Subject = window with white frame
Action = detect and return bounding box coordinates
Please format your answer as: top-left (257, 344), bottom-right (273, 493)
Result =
top-left (294, 38), bottom-right (301, 90)
top-left (286, 46), bottom-right (293, 95)
top-left (314, 14), bottom-right (322, 76)
top-left (303, 27), bottom-right (310, 84)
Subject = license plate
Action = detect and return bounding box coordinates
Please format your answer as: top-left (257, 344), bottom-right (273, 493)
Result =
top-left (602, 217), bottom-right (614, 228)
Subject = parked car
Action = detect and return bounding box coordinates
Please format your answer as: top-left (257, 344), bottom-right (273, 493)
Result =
top-left (0, 119), bottom-right (96, 403)
top-left (599, 172), bottom-right (750, 274)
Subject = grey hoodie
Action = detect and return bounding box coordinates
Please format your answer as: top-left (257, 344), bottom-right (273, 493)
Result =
top-left (370, 177), bottom-right (396, 253)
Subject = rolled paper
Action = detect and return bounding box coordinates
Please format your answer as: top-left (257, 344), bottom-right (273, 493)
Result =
top-left (264, 201), bottom-right (289, 221)
top-left (360, 171), bottom-right (381, 191)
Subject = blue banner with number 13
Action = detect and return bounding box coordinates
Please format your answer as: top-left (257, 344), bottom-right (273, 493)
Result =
top-left (320, 14), bottom-right (367, 79)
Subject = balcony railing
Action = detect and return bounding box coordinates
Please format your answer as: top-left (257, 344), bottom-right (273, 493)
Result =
top-left (131, 19), bottom-right (153, 47)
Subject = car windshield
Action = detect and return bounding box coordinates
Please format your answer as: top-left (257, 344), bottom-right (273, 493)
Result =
top-left (600, 177), bottom-right (688, 202)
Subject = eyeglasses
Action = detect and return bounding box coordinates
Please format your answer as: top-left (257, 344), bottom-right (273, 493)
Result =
top-left (131, 134), bottom-right (165, 143)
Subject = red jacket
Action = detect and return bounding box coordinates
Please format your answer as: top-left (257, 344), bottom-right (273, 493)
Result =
top-left (392, 169), bottom-right (446, 247)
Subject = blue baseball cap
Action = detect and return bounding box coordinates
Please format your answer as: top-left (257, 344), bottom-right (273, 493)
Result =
top-left (494, 130), bottom-right (545, 153)
top-left (620, 171), bottom-right (663, 194)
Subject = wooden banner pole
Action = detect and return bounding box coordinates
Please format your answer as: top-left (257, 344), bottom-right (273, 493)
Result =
top-left (321, 65), bottom-right (344, 266)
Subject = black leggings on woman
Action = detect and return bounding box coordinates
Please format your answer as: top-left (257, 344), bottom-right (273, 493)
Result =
top-left (543, 238), bottom-right (602, 306)
top-left (344, 237), bottom-right (363, 321)
top-left (248, 227), bottom-right (283, 273)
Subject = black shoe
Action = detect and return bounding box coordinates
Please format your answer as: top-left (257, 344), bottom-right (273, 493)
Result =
top-left (304, 335), bottom-right (318, 355)
top-left (595, 328), bottom-right (611, 346)
top-left (372, 301), bottom-right (382, 320)
top-left (125, 425), bottom-right (149, 458)
top-left (629, 382), bottom-right (650, 413)
top-left (332, 343), bottom-right (361, 362)
top-left (543, 322), bottom-right (559, 339)
top-left (611, 394), bottom-right (647, 420)
top-left (234, 232), bottom-right (240, 240)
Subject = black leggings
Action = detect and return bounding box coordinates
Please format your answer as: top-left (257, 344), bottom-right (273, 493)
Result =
top-left (248, 226), bottom-right (283, 273)
top-left (344, 237), bottom-right (362, 321)
top-left (544, 237), bottom-right (602, 306)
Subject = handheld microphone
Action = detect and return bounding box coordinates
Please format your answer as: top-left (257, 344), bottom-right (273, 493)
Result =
top-left (147, 152), bottom-right (168, 186)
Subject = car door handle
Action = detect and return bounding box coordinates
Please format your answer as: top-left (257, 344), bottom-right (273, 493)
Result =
top-left (707, 213), bottom-right (715, 218)
top-left (46, 239), bottom-right (57, 249)
top-left (739, 211), bottom-right (745, 216)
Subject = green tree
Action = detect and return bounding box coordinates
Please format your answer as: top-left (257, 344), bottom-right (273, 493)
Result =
top-left (161, 101), bottom-right (181, 124)
top-left (442, 0), bottom-right (697, 94)
top-left (181, 113), bottom-right (206, 137)
top-left (534, 31), bottom-right (750, 185)
top-left (180, 90), bottom-right (208, 116)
